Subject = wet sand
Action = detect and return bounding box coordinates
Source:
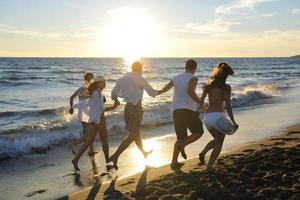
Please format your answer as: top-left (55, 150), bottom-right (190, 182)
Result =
top-left (68, 124), bottom-right (300, 200)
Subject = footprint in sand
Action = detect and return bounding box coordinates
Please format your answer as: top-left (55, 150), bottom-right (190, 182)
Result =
top-left (24, 189), bottom-right (47, 197)
top-left (282, 137), bottom-right (298, 141)
top-left (288, 131), bottom-right (300, 135)
top-left (270, 138), bottom-right (282, 141)
top-left (230, 153), bottom-right (245, 157)
top-left (274, 142), bottom-right (286, 145)
top-left (243, 149), bottom-right (255, 153)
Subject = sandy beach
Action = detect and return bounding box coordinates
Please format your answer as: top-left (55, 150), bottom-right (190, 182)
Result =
top-left (67, 124), bottom-right (300, 200)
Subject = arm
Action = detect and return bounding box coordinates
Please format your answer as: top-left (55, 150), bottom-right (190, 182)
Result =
top-left (188, 77), bottom-right (201, 104)
top-left (142, 77), bottom-right (158, 97)
top-left (69, 91), bottom-right (78, 114)
top-left (199, 89), bottom-right (208, 112)
top-left (104, 99), bottom-right (120, 112)
top-left (157, 80), bottom-right (173, 95)
top-left (111, 80), bottom-right (121, 101)
top-left (224, 85), bottom-right (238, 128)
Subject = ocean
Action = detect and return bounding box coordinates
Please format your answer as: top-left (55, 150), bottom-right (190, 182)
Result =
top-left (0, 57), bottom-right (299, 158)
top-left (0, 57), bottom-right (300, 199)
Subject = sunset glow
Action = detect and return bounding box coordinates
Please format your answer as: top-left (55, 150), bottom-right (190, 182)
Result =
top-left (105, 8), bottom-right (158, 63)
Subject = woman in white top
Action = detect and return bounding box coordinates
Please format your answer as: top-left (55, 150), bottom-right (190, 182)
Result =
top-left (68, 72), bottom-right (95, 154)
top-left (72, 76), bottom-right (120, 172)
top-left (199, 63), bottom-right (238, 171)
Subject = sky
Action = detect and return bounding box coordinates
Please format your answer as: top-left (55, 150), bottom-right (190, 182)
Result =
top-left (0, 0), bottom-right (299, 57)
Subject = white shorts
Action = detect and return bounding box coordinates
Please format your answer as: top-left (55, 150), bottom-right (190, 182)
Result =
top-left (204, 112), bottom-right (236, 135)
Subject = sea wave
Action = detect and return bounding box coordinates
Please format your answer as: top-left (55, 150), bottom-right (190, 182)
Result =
top-left (0, 107), bottom-right (66, 118)
top-left (0, 82), bottom-right (289, 158)
top-left (231, 84), bottom-right (281, 107)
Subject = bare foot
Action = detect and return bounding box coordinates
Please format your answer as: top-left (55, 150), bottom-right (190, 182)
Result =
top-left (176, 142), bottom-right (187, 159)
top-left (108, 155), bottom-right (119, 170)
top-left (106, 164), bottom-right (114, 172)
top-left (143, 149), bottom-right (153, 158)
top-left (68, 143), bottom-right (76, 155)
top-left (206, 166), bottom-right (214, 173)
top-left (88, 150), bottom-right (99, 156)
top-left (72, 159), bottom-right (80, 172)
top-left (199, 152), bottom-right (205, 165)
top-left (170, 162), bottom-right (185, 170)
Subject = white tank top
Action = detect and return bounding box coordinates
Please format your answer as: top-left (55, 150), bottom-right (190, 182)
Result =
top-left (172, 72), bottom-right (197, 111)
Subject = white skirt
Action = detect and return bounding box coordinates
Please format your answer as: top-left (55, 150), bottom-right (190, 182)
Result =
top-left (204, 112), bottom-right (237, 135)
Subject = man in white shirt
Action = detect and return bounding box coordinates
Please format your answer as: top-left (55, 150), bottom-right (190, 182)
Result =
top-left (109, 61), bottom-right (158, 169)
top-left (157, 59), bottom-right (204, 169)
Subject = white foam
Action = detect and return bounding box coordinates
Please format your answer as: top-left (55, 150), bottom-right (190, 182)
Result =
top-left (0, 83), bottom-right (288, 157)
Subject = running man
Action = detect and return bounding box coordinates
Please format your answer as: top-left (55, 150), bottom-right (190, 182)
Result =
top-left (157, 59), bottom-right (204, 169)
top-left (108, 61), bottom-right (157, 169)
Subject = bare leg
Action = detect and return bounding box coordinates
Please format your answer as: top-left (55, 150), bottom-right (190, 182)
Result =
top-left (109, 134), bottom-right (135, 169)
top-left (98, 120), bottom-right (109, 163)
top-left (134, 130), bottom-right (153, 158)
top-left (181, 133), bottom-right (202, 146)
top-left (72, 125), bottom-right (97, 171)
top-left (199, 130), bottom-right (217, 164)
top-left (68, 133), bottom-right (95, 155)
top-left (171, 141), bottom-right (181, 165)
top-left (68, 135), bottom-right (87, 155)
top-left (88, 143), bottom-right (94, 155)
top-left (199, 140), bottom-right (215, 164)
top-left (69, 123), bottom-right (95, 155)
top-left (177, 133), bottom-right (201, 159)
top-left (207, 129), bottom-right (225, 170)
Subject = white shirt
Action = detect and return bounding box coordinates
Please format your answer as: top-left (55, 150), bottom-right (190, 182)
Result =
top-left (111, 72), bottom-right (157, 105)
top-left (73, 98), bottom-right (90, 123)
top-left (172, 72), bottom-right (197, 111)
top-left (72, 84), bottom-right (90, 123)
top-left (88, 89), bottom-right (104, 124)
top-left (76, 84), bottom-right (89, 101)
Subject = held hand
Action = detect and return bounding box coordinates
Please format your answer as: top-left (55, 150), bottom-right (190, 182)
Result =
top-left (200, 106), bottom-right (207, 113)
top-left (157, 89), bottom-right (164, 96)
top-left (69, 107), bottom-right (74, 115)
top-left (113, 99), bottom-right (120, 107)
top-left (151, 90), bottom-right (159, 98)
top-left (233, 122), bottom-right (239, 129)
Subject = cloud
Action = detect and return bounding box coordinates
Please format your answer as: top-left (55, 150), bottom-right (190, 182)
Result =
top-left (238, 13), bottom-right (274, 20)
top-left (183, 19), bottom-right (240, 34)
top-left (216, 0), bottom-right (277, 14)
top-left (0, 24), bottom-right (42, 37)
top-left (292, 8), bottom-right (300, 15)
top-left (0, 23), bottom-right (102, 40)
top-left (170, 18), bottom-right (240, 38)
top-left (107, 6), bottom-right (147, 15)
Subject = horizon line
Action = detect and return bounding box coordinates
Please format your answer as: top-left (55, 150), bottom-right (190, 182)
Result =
top-left (0, 55), bottom-right (297, 59)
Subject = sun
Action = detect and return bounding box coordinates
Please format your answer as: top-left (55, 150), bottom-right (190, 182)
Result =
top-left (106, 9), bottom-right (158, 66)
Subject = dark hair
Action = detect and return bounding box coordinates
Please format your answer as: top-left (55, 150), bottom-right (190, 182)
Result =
top-left (203, 62), bottom-right (234, 91)
top-left (84, 72), bottom-right (94, 80)
top-left (185, 59), bottom-right (197, 71)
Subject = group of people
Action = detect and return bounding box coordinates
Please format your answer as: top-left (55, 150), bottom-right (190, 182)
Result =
top-left (68, 59), bottom-right (238, 172)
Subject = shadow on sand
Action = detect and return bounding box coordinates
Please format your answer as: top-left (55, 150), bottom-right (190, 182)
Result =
top-left (103, 175), bottom-right (129, 200)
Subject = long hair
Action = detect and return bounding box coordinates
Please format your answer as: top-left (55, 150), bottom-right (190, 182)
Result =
top-left (204, 62), bottom-right (234, 91)
top-left (87, 81), bottom-right (98, 95)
